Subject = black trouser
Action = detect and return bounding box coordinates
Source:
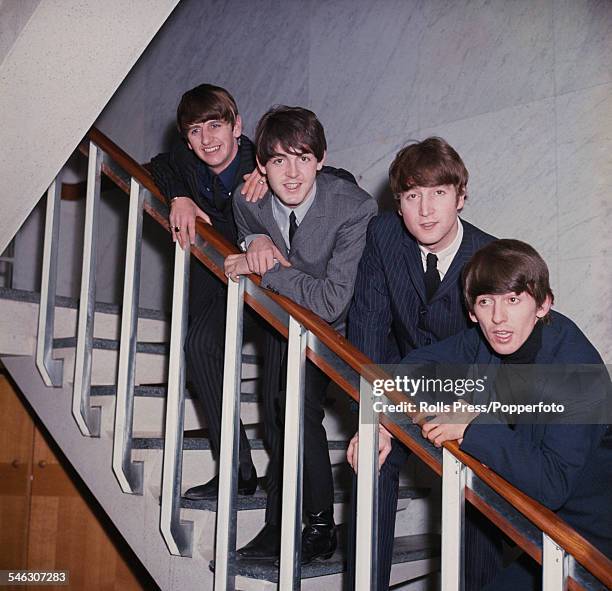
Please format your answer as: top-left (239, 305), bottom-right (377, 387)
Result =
top-left (184, 265), bottom-right (254, 478)
top-left (261, 330), bottom-right (334, 525)
top-left (347, 438), bottom-right (502, 590)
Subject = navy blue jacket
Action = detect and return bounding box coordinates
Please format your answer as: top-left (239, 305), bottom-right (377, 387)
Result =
top-left (403, 311), bottom-right (612, 557)
top-left (348, 212), bottom-right (495, 363)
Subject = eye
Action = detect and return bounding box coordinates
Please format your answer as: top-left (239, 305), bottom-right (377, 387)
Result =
top-left (508, 296), bottom-right (520, 304)
top-left (210, 122), bottom-right (221, 129)
top-left (477, 297), bottom-right (491, 306)
top-left (435, 189), bottom-right (446, 196)
top-left (300, 155), bottom-right (311, 162)
top-left (189, 127), bottom-right (200, 136)
top-left (404, 193), bottom-right (418, 200)
top-left (272, 158), bottom-right (284, 165)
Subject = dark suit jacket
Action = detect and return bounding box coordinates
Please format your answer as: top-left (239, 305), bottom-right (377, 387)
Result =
top-left (348, 212), bottom-right (495, 363)
top-left (233, 172), bottom-right (378, 333)
top-left (402, 311), bottom-right (612, 557)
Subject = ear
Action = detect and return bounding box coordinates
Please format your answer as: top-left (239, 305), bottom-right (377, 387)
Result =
top-left (468, 310), bottom-right (478, 324)
top-left (535, 295), bottom-right (552, 319)
top-left (233, 114), bottom-right (243, 139)
top-left (456, 189), bottom-right (465, 211)
top-left (256, 156), bottom-right (267, 176)
top-left (316, 150), bottom-right (327, 171)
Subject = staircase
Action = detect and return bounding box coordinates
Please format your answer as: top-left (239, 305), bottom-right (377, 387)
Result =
top-left (0, 285), bottom-right (440, 590)
top-left (1, 128), bottom-right (609, 591)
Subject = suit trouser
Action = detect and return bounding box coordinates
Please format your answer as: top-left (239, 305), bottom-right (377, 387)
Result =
top-left (184, 280), bottom-right (254, 477)
top-left (261, 330), bottom-right (334, 525)
top-left (347, 439), bottom-right (503, 590)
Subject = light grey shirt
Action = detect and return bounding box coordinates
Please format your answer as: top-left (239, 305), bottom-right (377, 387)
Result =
top-left (244, 181), bottom-right (317, 250)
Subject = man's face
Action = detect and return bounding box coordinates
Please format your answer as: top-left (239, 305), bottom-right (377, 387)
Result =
top-left (398, 184), bottom-right (464, 252)
top-left (469, 291), bottom-right (551, 355)
top-left (259, 144), bottom-right (325, 207)
top-left (186, 115), bottom-right (242, 175)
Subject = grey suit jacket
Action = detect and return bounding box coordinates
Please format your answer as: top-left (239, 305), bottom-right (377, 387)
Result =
top-left (233, 172), bottom-right (378, 333)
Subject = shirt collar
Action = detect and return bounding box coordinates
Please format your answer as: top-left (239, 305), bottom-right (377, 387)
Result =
top-left (418, 218), bottom-right (464, 278)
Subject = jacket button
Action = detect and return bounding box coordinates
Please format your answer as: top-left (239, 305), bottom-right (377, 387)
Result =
top-left (419, 307), bottom-right (427, 316)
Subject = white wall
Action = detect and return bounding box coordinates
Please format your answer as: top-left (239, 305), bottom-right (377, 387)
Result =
top-left (13, 0), bottom-right (612, 360)
top-left (0, 0), bottom-right (180, 255)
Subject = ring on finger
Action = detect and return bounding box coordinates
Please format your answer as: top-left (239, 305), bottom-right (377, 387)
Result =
top-left (257, 179), bottom-right (266, 185)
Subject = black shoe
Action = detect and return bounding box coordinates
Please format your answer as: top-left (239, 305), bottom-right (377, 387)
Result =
top-left (300, 508), bottom-right (337, 565)
top-left (183, 466), bottom-right (258, 500)
top-left (237, 522), bottom-right (280, 560)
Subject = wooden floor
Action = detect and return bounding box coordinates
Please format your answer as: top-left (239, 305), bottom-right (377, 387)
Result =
top-left (0, 372), bottom-right (150, 590)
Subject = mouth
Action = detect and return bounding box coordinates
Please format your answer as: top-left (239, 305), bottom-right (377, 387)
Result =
top-left (284, 182), bottom-right (301, 192)
top-left (492, 330), bottom-right (513, 343)
top-left (420, 222), bottom-right (438, 230)
top-left (203, 145), bottom-right (221, 154)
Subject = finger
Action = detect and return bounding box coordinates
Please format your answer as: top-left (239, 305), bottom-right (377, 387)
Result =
top-left (196, 208), bottom-right (212, 225)
top-left (273, 246), bottom-right (291, 267)
top-left (379, 444), bottom-right (391, 468)
top-left (188, 217), bottom-right (196, 245)
top-left (253, 180), bottom-right (267, 201)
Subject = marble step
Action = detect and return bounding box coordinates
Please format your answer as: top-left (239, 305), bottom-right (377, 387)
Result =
top-left (181, 484), bottom-right (430, 512)
top-left (218, 532), bottom-right (440, 584)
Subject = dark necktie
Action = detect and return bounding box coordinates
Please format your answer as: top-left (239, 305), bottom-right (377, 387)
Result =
top-left (289, 211), bottom-right (298, 247)
top-left (424, 253), bottom-right (441, 301)
top-left (212, 175), bottom-right (227, 211)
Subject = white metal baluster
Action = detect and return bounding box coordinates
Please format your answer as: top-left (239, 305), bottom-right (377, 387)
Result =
top-left (355, 377), bottom-right (379, 590)
top-left (441, 447), bottom-right (466, 591)
top-left (214, 277), bottom-right (245, 591)
top-left (278, 316), bottom-right (307, 590)
top-left (72, 142), bottom-right (103, 437)
top-left (36, 178), bottom-right (64, 387)
top-left (542, 533), bottom-right (568, 590)
top-left (112, 177), bottom-right (145, 494)
top-left (160, 242), bottom-right (193, 556)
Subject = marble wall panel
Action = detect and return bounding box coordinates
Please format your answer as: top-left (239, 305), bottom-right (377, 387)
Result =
top-left (553, 0), bottom-right (612, 95)
top-left (415, 0), bottom-right (554, 130)
top-left (556, 256), bottom-right (611, 362)
top-left (308, 0), bottom-right (423, 151)
top-left (556, 83), bottom-right (612, 262)
top-left (138, 0), bottom-right (312, 155)
top-left (417, 98), bottom-right (558, 275)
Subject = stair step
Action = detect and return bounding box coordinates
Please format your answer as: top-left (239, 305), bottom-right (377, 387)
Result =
top-left (90, 384), bottom-right (260, 403)
top-left (53, 337), bottom-right (261, 364)
top-left (217, 533), bottom-right (440, 582)
top-left (132, 436), bottom-right (348, 451)
top-left (181, 485), bottom-right (429, 512)
top-left (0, 286), bottom-right (166, 320)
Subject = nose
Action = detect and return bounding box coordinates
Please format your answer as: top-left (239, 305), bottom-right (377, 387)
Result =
top-left (419, 194), bottom-right (431, 217)
top-left (286, 158), bottom-right (298, 178)
top-left (201, 129), bottom-right (211, 145)
top-left (491, 301), bottom-right (507, 324)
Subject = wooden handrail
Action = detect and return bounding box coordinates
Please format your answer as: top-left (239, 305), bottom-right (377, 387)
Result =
top-left (81, 127), bottom-right (612, 589)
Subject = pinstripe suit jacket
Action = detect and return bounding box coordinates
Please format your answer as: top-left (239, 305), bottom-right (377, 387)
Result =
top-left (233, 172), bottom-right (378, 333)
top-left (348, 212), bottom-right (495, 364)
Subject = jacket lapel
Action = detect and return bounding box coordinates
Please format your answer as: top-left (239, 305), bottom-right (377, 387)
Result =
top-left (257, 196), bottom-right (290, 259)
top-left (401, 229), bottom-right (428, 304)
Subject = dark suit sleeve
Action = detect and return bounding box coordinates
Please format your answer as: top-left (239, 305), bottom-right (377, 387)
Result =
top-left (461, 422), bottom-right (606, 510)
top-left (232, 187), bottom-right (264, 245)
top-left (320, 165), bottom-right (357, 185)
top-left (347, 218), bottom-right (393, 363)
top-left (148, 141), bottom-right (193, 203)
top-left (261, 199), bottom-right (378, 323)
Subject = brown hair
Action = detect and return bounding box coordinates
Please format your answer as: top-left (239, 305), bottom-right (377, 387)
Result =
top-left (389, 137), bottom-right (468, 199)
top-left (255, 106), bottom-right (326, 165)
top-left (176, 83), bottom-right (238, 136)
top-left (463, 239), bottom-right (554, 316)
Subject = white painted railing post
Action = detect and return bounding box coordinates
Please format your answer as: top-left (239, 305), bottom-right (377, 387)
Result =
top-left (278, 316), bottom-right (308, 590)
top-left (36, 178), bottom-right (64, 387)
top-left (543, 533), bottom-right (568, 590)
top-left (72, 141), bottom-right (103, 437)
top-left (441, 447), bottom-right (466, 591)
top-left (112, 177), bottom-right (145, 495)
top-left (355, 377), bottom-right (379, 590)
top-left (214, 276), bottom-right (245, 591)
top-left (159, 242), bottom-right (193, 556)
